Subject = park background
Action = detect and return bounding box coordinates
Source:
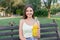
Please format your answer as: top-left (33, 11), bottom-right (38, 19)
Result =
top-left (0, 0), bottom-right (60, 40)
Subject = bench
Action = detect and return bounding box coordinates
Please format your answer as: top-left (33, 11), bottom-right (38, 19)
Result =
top-left (0, 19), bottom-right (59, 40)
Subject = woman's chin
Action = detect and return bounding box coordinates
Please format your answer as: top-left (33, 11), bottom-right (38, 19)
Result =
top-left (27, 16), bottom-right (32, 18)
top-left (28, 17), bottom-right (32, 18)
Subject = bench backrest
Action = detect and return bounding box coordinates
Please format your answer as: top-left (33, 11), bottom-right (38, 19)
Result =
top-left (0, 23), bottom-right (59, 40)
top-left (40, 23), bottom-right (59, 40)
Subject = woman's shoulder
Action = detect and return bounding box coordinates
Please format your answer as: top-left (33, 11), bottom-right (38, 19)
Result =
top-left (34, 19), bottom-right (40, 24)
top-left (34, 18), bottom-right (40, 22)
top-left (19, 19), bottom-right (25, 23)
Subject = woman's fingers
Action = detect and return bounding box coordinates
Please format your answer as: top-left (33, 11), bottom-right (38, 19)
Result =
top-left (37, 30), bottom-right (40, 38)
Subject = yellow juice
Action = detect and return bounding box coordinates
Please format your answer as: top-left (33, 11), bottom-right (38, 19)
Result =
top-left (32, 23), bottom-right (39, 37)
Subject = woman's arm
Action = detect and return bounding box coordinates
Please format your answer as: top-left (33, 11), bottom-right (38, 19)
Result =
top-left (37, 20), bottom-right (40, 38)
top-left (19, 19), bottom-right (26, 40)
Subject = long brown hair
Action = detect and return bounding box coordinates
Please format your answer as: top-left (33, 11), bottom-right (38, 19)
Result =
top-left (23, 4), bottom-right (34, 19)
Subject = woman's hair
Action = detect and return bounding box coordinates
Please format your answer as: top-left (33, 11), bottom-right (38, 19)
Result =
top-left (23, 4), bottom-right (34, 19)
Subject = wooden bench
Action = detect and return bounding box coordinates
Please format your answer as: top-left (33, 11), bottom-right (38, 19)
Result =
top-left (0, 20), bottom-right (59, 40)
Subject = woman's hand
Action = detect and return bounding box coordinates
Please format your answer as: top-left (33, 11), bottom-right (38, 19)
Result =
top-left (37, 29), bottom-right (40, 38)
top-left (34, 29), bottom-right (40, 38)
top-left (21, 37), bottom-right (26, 40)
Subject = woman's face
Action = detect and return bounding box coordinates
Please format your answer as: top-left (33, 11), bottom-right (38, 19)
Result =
top-left (26, 7), bottom-right (34, 18)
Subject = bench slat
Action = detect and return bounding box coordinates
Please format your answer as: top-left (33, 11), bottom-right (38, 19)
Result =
top-left (0, 36), bottom-right (19, 40)
top-left (41, 38), bottom-right (57, 40)
top-left (41, 33), bottom-right (57, 38)
top-left (40, 23), bottom-right (57, 28)
top-left (41, 28), bottom-right (57, 33)
top-left (0, 31), bottom-right (18, 36)
top-left (0, 26), bottom-right (18, 30)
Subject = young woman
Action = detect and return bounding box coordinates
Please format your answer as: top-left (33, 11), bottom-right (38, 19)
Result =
top-left (19, 4), bottom-right (40, 40)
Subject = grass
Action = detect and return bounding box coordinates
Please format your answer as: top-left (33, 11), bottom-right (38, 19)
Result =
top-left (38, 17), bottom-right (53, 24)
top-left (0, 18), bottom-right (20, 26)
top-left (0, 17), bottom-right (59, 26)
top-left (0, 16), bottom-right (60, 27)
top-left (51, 15), bottom-right (60, 18)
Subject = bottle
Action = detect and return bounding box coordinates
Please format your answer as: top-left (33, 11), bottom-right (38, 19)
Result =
top-left (32, 23), bottom-right (39, 37)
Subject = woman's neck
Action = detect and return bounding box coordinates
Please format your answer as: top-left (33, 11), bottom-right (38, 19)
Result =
top-left (27, 17), bottom-right (33, 21)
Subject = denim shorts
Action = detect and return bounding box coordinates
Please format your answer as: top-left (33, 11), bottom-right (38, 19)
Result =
top-left (26, 37), bottom-right (38, 40)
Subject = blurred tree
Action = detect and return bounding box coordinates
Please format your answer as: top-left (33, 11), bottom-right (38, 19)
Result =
top-left (0, 0), bottom-right (7, 7)
top-left (0, 0), bottom-right (14, 16)
top-left (43, 0), bottom-right (52, 18)
top-left (12, 0), bottom-right (25, 15)
top-left (0, 0), bottom-right (25, 16)
top-left (52, 0), bottom-right (58, 5)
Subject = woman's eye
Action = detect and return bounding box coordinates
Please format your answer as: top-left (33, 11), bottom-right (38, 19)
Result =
top-left (30, 10), bottom-right (32, 12)
top-left (26, 10), bottom-right (28, 12)
top-left (26, 10), bottom-right (33, 12)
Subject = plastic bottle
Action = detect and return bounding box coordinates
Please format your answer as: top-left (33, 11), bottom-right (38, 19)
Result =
top-left (32, 23), bottom-right (39, 37)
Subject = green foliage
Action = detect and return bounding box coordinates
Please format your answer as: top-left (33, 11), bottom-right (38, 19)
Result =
top-left (51, 7), bottom-right (60, 15)
top-left (16, 9), bottom-right (23, 15)
top-left (34, 8), bottom-right (48, 17)
top-left (52, 0), bottom-right (58, 5)
top-left (6, 3), bottom-right (13, 13)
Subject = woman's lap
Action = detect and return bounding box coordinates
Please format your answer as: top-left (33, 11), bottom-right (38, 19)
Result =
top-left (26, 37), bottom-right (38, 40)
